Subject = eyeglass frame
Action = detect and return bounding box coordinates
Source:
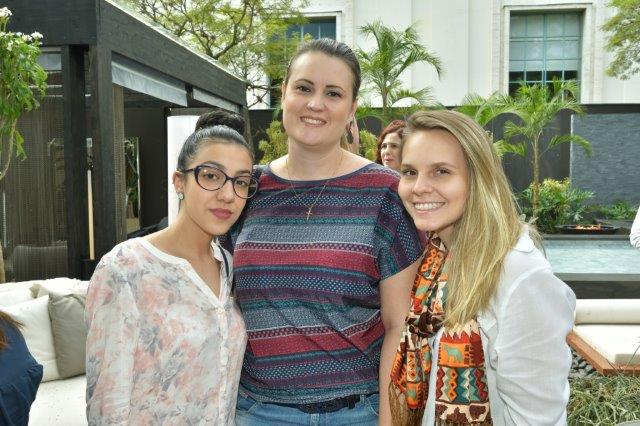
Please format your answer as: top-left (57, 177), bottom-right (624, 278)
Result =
top-left (178, 164), bottom-right (258, 199)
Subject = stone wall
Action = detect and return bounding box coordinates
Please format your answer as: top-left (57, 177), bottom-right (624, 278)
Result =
top-left (571, 113), bottom-right (640, 205)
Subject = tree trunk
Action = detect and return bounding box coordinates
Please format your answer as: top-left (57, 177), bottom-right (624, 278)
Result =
top-left (0, 245), bottom-right (5, 283)
top-left (532, 134), bottom-right (540, 219)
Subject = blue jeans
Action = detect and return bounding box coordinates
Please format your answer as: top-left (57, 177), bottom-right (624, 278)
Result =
top-left (235, 392), bottom-right (379, 426)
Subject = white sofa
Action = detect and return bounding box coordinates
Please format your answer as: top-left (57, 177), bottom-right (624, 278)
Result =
top-left (0, 278), bottom-right (89, 425)
top-left (569, 299), bottom-right (640, 375)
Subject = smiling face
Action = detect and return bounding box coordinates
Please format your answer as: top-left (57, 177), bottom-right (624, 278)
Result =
top-left (281, 52), bottom-right (357, 150)
top-left (380, 132), bottom-right (402, 171)
top-left (398, 129), bottom-right (470, 246)
top-left (174, 142), bottom-right (253, 237)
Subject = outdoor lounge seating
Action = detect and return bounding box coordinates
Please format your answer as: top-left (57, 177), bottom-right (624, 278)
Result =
top-left (0, 278), bottom-right (88, 425)
top-left (568, 299), bottom-right (640, 375)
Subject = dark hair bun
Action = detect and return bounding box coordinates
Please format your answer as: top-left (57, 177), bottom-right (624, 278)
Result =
top-left (195, 110), bottom-right (245, 135)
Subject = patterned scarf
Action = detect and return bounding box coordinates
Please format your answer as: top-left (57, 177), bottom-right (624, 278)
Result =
top-left (389, 234), bottom-right (492, 425)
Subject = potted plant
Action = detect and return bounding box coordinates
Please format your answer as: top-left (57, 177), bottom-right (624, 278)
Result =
top-left (0, 7), bottom-right (48, 282)
top-left (519, 178), bottom-right (594, 234)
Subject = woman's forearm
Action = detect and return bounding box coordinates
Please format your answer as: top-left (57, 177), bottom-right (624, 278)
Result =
top-left (379, 325), bottom-right (404, 426)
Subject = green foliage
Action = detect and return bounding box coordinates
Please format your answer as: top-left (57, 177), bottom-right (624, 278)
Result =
top-left (597, 201), bottom-right (638, 220)
top-left (499, 80), bottom-right (590, 216)
top-left (519, 178), bottom-right (594, 234)
top-left (257, 120), bottom-right (288, 164)
top-left (568, 375), bottom-right (640, 425)
top-left (602, 0), bottom-right (640, 80)
top-left (455, 91), bottom-right (513, 127)
top-left (356, 20), bottom-right (442, 123)
top-left (358, 129), bottom-right (378, 161)
top-left (0, 7), bottom-right (47, 181)
top-left (118, 0), bottom-right (307, 107)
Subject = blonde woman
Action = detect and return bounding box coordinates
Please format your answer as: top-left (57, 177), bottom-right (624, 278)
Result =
top-left (389, 110), bottom-right (576, 425)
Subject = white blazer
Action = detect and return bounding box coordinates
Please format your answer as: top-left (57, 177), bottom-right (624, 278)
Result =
top-left (631, 207), bottom-right (640, 248)
top-left (423, 230), bottom-right (576, 426)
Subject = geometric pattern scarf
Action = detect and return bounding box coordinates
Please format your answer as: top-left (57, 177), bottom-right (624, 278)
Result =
top-left (389, 234), bottom-right (492, 425)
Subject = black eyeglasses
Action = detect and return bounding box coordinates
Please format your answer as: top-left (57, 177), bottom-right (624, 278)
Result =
top-left (180, 164), bottom-right (258, 199)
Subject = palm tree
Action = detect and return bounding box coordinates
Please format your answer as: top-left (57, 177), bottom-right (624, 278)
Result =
top-left (356, 20), bottom-right (443, 123)
top-left (498, 80), bottom-right (592, 216)
top-left (455, 91), bottom-right (513, 127)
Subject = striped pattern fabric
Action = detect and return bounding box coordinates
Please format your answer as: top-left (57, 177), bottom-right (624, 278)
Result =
top-left (229, 163), bottom-right (423, 404)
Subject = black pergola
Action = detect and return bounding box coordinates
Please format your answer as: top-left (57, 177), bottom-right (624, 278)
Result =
top-left (6, 0), bottom-right (247, 279)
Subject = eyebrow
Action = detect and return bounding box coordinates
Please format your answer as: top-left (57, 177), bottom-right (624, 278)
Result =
top-left (401, 161), bottom-right (458, 170)
top-left (294, 78), bottom-right (346, 92)
top-left (200, 161), bottom-right (252, 175)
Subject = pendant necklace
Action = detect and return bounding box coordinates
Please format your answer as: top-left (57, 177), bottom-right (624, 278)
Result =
top-left (285, 150), bottom-right (344, 221)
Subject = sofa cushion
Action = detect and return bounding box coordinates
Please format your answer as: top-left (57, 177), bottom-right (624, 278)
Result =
top-left (48, 293), bottom-right (87, 379)
top-left (574, 324), bottom-right (640, 366)
top-left (29, 375), bottom-right (87, 426)
top-left (0, 281), bottom-right (43, 293)
top-left (0, 288), bottom-right (33, 307)
top-left (575, 299), bottom-right (640, 324)
top-left (0, 296), bottom-right (60, 382)
top-left (31, 278), bottom-right (88, 299)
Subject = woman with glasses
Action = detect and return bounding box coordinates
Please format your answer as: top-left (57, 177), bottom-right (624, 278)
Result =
top-left (85, 111), bottom-right (256, 425)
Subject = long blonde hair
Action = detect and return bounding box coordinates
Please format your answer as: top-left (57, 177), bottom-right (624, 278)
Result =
top-left (403, 110), bottom-right (538, 327)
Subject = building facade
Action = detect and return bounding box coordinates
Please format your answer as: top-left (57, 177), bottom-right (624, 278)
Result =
top-left (253, 0), bottom-right (640, 108)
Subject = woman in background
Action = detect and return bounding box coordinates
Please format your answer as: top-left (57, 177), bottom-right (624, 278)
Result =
top-left (391, 110), bottom-right (575, 425)
top-left (376, 120), bottom-right (405, 172)
top-left (86, 111), bottom-right (255, 425)
top-left (0, 311), bottom-right (43, 426)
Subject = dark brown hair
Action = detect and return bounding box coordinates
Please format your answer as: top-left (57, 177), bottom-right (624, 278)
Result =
top-left (0, 311), bottom-right (23, 351)
top-left (284, 38), bottom-right (361, 100)
top-left (376, 120), bottom-right (406, 164)
top-left (177, 110), bottom-right (255, 170)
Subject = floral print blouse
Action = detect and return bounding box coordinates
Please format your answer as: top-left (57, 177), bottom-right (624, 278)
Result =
top-left (85, 238), bottom-right (247, 425)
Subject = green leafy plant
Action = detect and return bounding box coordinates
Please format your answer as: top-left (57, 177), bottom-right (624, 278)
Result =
top-left (568, 374), bottom-right (640, 425)
top-left (519, 178), bottom-right (594, 234)
top-left (356, 20), bottom-right (442, 123)
top-left (358, 129), bottom-right (378, 161)
top-left (602, 0), bottom-right (640, 80)
top-left (0, 7), bottom-right (47, 181)
top-left (257, 120), bottom-right (288, 164)
top-left (498, 80), bottom-right (592, 218)
top-left (0, 7), bottom-right (47, 283)
top-left (597, 201), bottom-right (638, 220)
top-left (455, 91), bottom-right (513, 128)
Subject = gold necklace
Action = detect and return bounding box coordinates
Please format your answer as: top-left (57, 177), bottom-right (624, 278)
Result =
top-left (285, 150), bottom-right (344, 221)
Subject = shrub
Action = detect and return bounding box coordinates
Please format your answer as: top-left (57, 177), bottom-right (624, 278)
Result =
top-left (519, 178), bottom-right (594, 234)
top-left (257, 120), bottom-right (287, 164)
top-left (597, 201), bottom-right (638, 220)
top-left (568, 375), bottom-right (640, 425)
top-left (358, 129), bottom-right (378, 161)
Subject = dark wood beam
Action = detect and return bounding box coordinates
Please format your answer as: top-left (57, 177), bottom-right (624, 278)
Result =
top-left (89, 45), bottom-right (121, 260)
top-left (98, 1), bottom-right (246, 108)
top-left (4, 0), bottom-right (97, 45)
top-left (61, 45), bottom-right (90, 278)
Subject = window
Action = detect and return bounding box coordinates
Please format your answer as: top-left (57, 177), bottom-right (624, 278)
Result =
top-left (269, 17), bottom-right (337, 107)
top-left (509, 13), bottom-right (582, 96)
top-left (286, 17), bottom-right (337, 42)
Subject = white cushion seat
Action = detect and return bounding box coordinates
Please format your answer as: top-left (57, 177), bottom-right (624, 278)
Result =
top-left (570, 299), bottom-right (640, 374)
top-left (574, 324), bottom-right (640, 365)
top-left (29, 375), bottom-right (87, 426)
